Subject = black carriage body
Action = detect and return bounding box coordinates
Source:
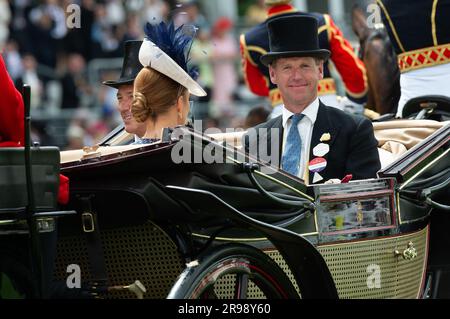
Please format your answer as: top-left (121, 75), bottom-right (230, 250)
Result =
top-left (48, 123), bottom-right (449, 299)
top-left (58, 136), bottom-right (336, 299)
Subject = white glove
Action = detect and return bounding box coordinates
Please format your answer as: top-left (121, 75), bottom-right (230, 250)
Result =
top-left (324, 179), bottom-right (342, 184)
top-left (338, 96), bottom-right (365, 115)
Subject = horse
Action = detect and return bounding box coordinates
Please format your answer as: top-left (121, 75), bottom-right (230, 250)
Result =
top-left (351, 2), bottom-right (400, 115)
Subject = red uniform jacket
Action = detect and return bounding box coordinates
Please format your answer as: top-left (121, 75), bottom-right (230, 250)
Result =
top-left (0, 55), bottom-right (24, 147)
top-left (0, 55), bottom-right (69, 204)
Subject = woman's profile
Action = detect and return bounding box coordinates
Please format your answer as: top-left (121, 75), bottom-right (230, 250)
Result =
top-left (132, 22), bottom-right (207, 144)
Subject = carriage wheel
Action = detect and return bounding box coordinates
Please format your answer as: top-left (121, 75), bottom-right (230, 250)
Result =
top-left (167, 243), bottom-right (299, 299)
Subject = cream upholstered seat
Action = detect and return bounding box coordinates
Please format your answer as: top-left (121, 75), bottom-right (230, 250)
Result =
top-left (60, 144), bottom-right (145, 164)
top-left (373, 120), bottom-right (447, 167)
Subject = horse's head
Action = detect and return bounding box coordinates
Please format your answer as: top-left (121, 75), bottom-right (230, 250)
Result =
top-left (351, 1), bottom-right (400, 115)
top-left (351, 2), bottom-right (373, 59)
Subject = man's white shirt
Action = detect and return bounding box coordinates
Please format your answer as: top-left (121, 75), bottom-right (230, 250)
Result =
top-left (281, 97), bottom-right (320, 180)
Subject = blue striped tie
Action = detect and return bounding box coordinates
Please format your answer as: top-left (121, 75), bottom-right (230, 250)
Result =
top-left (281, 113), bottom-right (305, 176)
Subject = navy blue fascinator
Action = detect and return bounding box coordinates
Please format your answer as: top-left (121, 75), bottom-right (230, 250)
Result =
top-left (139, 21), bottom-right (206, 97)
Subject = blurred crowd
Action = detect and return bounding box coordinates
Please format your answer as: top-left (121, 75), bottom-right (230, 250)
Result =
top-left (0, 0), bottom-right (277, 150)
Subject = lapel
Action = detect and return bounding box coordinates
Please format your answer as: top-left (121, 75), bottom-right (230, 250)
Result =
top-left (308, 102), bottom-right (341, 184)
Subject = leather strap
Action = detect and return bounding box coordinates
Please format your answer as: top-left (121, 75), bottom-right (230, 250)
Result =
top-left (79, 196), bottom-right (108, 285)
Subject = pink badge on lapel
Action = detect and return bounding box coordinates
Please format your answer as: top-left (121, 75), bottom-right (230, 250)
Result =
top-left (309, 157), bottom-right (327, 173)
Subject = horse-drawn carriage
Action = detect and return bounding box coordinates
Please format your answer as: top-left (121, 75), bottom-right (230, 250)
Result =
top-left (1, 90), bottom-right (448, 299)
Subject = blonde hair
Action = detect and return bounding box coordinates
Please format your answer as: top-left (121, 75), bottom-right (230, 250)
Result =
top-left (132, 67), bottom-right (187, 123)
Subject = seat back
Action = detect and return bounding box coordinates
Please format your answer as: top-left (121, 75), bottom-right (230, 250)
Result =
top-left (0, 147), bottom-right (60, 213)
top-left (403, 95), bottom-right (450, 119)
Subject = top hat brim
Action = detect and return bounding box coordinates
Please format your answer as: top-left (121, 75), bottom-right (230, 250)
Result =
top-left (260, 49), bottom-right (331, 66)
top-left (102, 77), bottom-right (135, 89)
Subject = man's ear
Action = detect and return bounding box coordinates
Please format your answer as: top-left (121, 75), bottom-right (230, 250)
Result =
top-left (318, 61), bottom-right (324, 80)
top-left (269, 64), bottom-right (277, 84)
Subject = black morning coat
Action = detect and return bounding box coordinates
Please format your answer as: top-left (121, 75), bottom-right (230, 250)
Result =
top-left (243, 100), bottom-right (381, 185)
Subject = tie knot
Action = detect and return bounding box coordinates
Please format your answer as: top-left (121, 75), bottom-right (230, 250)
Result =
top-left (291, 113), bottom-right (304, 126)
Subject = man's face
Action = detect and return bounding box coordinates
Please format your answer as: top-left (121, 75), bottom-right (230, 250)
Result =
top-left (117, 84), bottom-right (146, 137)
top-left (269, 56), bottom-right (323, 113)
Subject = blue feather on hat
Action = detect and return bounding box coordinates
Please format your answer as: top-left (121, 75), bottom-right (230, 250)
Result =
top-left (144, 21), bottom-right (199, 80)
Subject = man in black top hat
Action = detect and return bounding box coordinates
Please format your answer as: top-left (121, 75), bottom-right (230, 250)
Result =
top-left (240, 0), bottom-right (368, 114)
top-left (244, 15), bottom-right (380, 185)
top-left (103, 40), bottom-right (146, 139)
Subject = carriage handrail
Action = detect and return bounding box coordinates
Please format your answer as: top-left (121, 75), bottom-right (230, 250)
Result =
top-left (420, 177), bottom-right (450, 212)
top-left (425, 197), bottom-right (450, 212)
top-left (400, 176), bottom-right (450, 212)
top-left (242, 162), bottom-right (315, 210)
top-left (405, 167), bottom-right (450, 188)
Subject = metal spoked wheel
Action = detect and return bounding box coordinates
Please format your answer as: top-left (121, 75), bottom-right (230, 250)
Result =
top-left (167, 243), bottom-right (299, 299)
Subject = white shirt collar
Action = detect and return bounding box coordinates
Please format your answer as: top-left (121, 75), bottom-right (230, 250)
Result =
top-left (282, 97), bottom-right (320, 128)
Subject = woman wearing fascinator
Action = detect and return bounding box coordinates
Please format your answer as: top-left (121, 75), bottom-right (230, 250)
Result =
top-left (131, 22), bottom-right (207, 144)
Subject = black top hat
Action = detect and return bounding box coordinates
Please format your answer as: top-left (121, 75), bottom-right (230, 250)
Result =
top-left (103, 40), bottom-right (143, 88)
top-left (260, 15), bottom-right (330, 66)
